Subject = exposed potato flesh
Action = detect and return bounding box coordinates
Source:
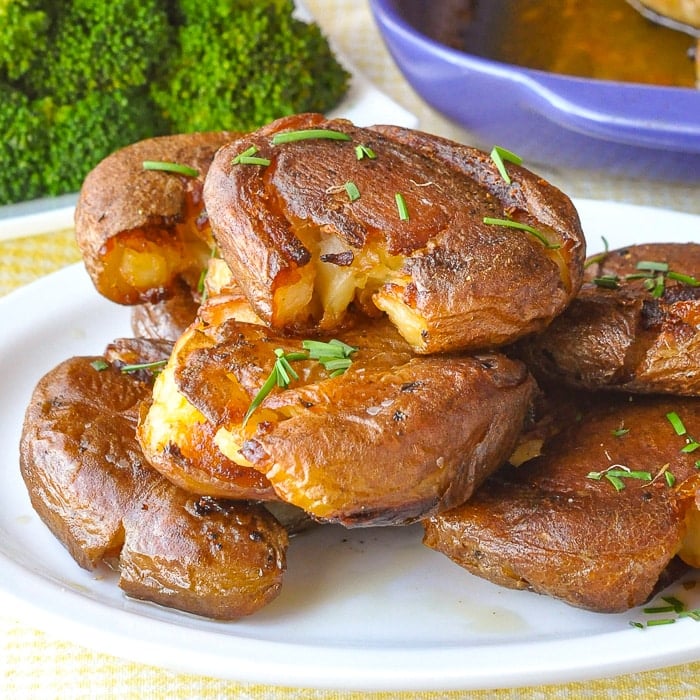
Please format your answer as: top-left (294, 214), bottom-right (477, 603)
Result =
top-left (141, 313), bottom-right (538, 526)
top-left (204, 113), bottom-right (586, 353)
top-left (75, 131), bottom-right (239, 305)
top-left (423, 392), bottom-right (700, 613)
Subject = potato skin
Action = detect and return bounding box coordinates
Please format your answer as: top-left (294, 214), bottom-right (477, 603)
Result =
top-left (519, 243), bottom-right (700, 395)
top-left (165, 316), bottom-right (538, 526)
top-left (119, 492), bottom-right (287, 619)
top-left (130, 277), bottom-right (200, 341)
top-left (423, 393), bottom-right (700, 612)
top-left (19, 349), bottom-right (287, 620)
top-left (75, 131), bottom-right (238, 305)
top-left (204, 113), bottom-right (585, 353)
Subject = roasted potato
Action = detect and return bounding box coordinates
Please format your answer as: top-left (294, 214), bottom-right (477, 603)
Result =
top-left (203, 113), bottom-right (586, 354)
top-left (519, 243), bottom-right (700, 395)
top-left (423, 392), bottom-right (700, 612)
top-left (19, 345), bottom-right (288, 620)
top-left (75, 131), bottom-right (239, 306)
top-left (139, 310), bottom-right (537, 526)
top-left (130, 277), bottom-right (200, 341)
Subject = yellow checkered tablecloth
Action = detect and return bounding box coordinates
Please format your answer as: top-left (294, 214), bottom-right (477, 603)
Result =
top-left (2, 1), bottom-right (700, 698)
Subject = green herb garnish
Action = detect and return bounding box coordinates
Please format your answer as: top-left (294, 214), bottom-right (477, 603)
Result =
top-left (235, 153), bottom-right (272, 166)
top-left (90, 359), bottom-right (110, 371)
top-left (593, 275), bottom-right (620, 289)
top-left (489, 145), bottom-right (522, 185)
top-left (667, 270), bottom-right (700, 286)
top-left (243, 340), bottom-right (359, 425)
top-left (142, 160), bottom-right (199, 177)
top-left (483, 217), bottom-right (560, 249)
top-left (119, 359), bottom-right (168, 374)
top-left (271, 129), bottom-right (351, 145)
top-left (302, 338), bottom-right (358, 377)
top-left (587, 465), bottom-right (652, 491)
top-left (395, 192), bottom-right (409, 221)
top-left (242, 348), bottom-right (304, 427)
top-left (355, 144), bottom-right (377, 160)
top-left (666, 411), bottom-right (687, 436)
top-left (344, 181), bottom-right (361, 202)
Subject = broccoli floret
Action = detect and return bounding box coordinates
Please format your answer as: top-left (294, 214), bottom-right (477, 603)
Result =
top-left (0, 0), bottom-right (350, 205)
top-left (0, 1), bottom-right (53, 82)
top-left (25, 0), bottom-right (173, 102)
top-left (151, 0), bottom-right (351, 133)
top-left (0, 84), bottom-right (50, 205)
top-left (41, 89), bottom-right (169, 197)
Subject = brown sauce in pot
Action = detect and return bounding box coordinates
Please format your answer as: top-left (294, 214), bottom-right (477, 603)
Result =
top-left (401, 0), bottom-right (697, 87)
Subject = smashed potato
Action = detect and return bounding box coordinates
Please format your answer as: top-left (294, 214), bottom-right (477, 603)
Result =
top-left (19, 345), bottom-right (287, 619)
top-left (139, 313), bottom-right (537, 526)
top-left (423, 391), bottom-right (700, 612)
top-left (204, 113), bottom-right (586, 353)
top-left (75, 131), bottom-right (238, 305)
top-left (519, 243), bottom-right (700, 395)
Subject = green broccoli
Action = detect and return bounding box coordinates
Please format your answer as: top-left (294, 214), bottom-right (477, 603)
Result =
top-left (0, 0), bottom-right (53, 82)
top-left (24, 0), bottom-right (173, 102)
top-left (0, 0), bottom-right (350, 206)
top-left (0, 84), bottom-right (50, 205)
top-left (42, 89), bottom-right (170, 196)
top-left (150, 0), bottom-right (351, 133)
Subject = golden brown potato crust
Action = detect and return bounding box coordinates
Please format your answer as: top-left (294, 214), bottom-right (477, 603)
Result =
top-left (19, 348), bottom-right (288, 620)
top-left (152, 315), bottom-right (538, 526)
top-left (130, 277), bottom-right (200, 341)
top-left (75, 131), bottom-right (238, 305)
top-left (519, 243), bottom-right (700, 395)
top-left (423, 392), bottom-right (700, 612)
top-left (203, 113), bottom-right (586, 354)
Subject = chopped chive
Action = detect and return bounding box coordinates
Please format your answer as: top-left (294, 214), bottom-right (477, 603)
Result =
top-left (395, 192), bottom-right (409, 221)
top-left (646, 618), bottom-right (676, 626)
top-left (271, 129), bottom-right (351, 145)
top-left (232, 145), bottom-right (259, 164)
top-left (243, 369), bottom-right (279, 427)
top-left (120, 359), bottom-right (168, 374)
top-left (142, 160), bottom-right (199, 177)
top-left (667, 271), bottom-right (700, 286)
top-left (90, 359), bottom-right (110, 371)
top-left (606, 474), bottom-right (625, 491)
top-left (302, 338), bottom-right (357, 359)
top-left (629, 621), bottom-right (645, 629)
top-left (662, 595), bottom-right (686, 612)
top-left (637, 260), bottom-right (670, 273)
top-left (482, 217), bottom-right (560, 249)
top-left (344, 181), bottom-right (361, 202)
top-left (679, 609), bottom-right (700, 621)
top-left (611, 427), bottom-right (630, 437)
top-left (667, 411), bottom-right (687, 436)
top-left (681, 441), bottom-right (700, 453)
top-left (593, 275), bottom-right (620, 289)
top-left (236, 155), bottom-right (271, 166)
top-left (489, 145), bottom-right (522, 185)
top-left (355, 144), bottom-right (377, 160)
top-left (244, 340), bottom-right (359, 425)
top-left (643, 604), bottom-right (677, 614)
top-left (605, 468), bottom-right (651, 481)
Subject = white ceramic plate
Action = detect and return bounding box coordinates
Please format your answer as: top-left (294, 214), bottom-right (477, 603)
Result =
top-left (1, 200), bottom-right (699, 692)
